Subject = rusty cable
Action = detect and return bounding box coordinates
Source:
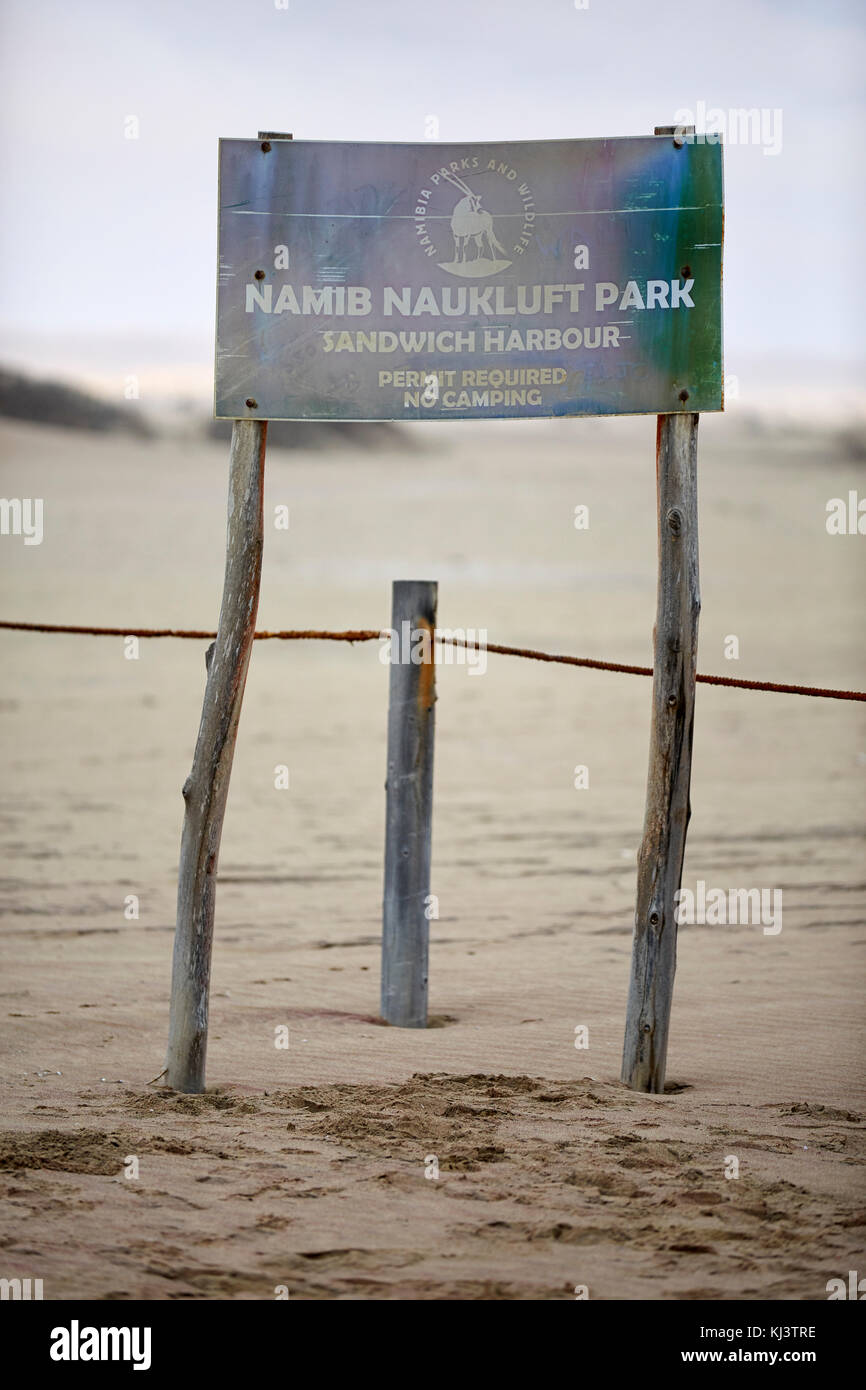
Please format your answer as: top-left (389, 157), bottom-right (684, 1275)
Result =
top-left (0, 619), bottom-right (863, 702)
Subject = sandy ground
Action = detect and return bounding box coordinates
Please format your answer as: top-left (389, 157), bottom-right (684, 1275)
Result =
top-left (0, 412), bottom-right (864, 1300)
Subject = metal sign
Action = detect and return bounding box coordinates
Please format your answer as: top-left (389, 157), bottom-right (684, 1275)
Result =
top-left (215, 136), bottom-right (723, 421)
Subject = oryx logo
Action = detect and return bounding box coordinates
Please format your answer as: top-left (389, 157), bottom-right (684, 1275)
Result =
top-left (413, 155), bottom-right (536, 278)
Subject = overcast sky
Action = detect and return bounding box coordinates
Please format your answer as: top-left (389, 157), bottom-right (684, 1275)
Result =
top-left (0, 0), bottom-right (863, 408)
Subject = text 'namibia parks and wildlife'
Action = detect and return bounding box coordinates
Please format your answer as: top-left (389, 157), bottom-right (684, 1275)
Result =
top-left (215, 136), bottom-right (723, 421)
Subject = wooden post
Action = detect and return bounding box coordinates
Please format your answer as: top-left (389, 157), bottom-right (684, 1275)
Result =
top-left (166, 418), bottom-right (267, 1092)
top-left (381, 580), bottom-right (437, 1027)
top-left (621, 411), bottom-right (700, 1092)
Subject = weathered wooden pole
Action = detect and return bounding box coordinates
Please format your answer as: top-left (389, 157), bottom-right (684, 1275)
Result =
top-left (621, 410), bottom-right (700, 1093)
top-left (381, 580), bottom-right (438, 1027)
top-left (166, 418), bottom-right (267, 1092)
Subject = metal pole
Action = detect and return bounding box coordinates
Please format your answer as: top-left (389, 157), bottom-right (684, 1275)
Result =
top-left (381, 580), bottom-right (438, 1027)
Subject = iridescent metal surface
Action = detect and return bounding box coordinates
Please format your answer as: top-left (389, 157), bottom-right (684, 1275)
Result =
top-left (216, 136), bottom-right (723, 421)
